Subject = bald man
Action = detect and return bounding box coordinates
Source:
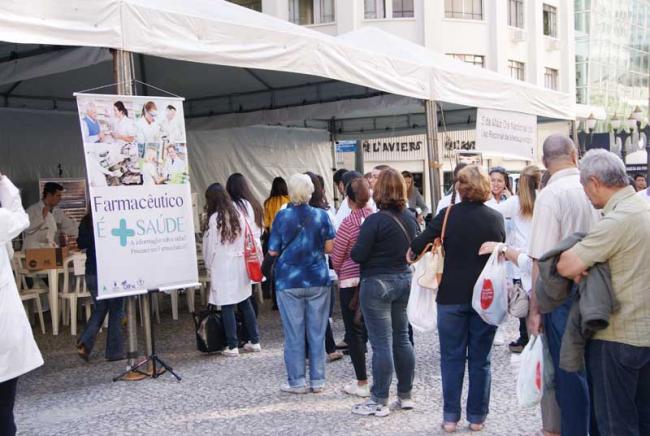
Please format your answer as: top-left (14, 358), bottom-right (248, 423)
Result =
top-left (527, 135), bottom-right (600, 436)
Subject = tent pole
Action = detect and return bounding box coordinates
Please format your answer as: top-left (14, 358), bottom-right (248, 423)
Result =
top-left (424, 100), bottom-right (442, 210)
top-left (328, 117), bottom-right (338, 207)
top-left (112, 49), bottom-right (143, 369)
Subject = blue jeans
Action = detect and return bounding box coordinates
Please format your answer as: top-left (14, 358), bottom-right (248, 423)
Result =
top-left (588, 340), bottom-right (650, 436)
top-left (543, 294), bottom-right (590, 436)
top-left (360, 273), bottom-right (414, 405)
top-left (78, 274), bottom-right (125, 360)
top-left (277, 286), bottom-right (331, 388)
top-left (221, 298), bottom-right (259, 349)
top-left (437, 303), bottom-right (496, 424)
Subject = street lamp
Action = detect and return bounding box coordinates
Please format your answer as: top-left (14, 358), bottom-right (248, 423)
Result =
top-left (610, 114), bottom-right (629, 163)
top-left (629, 106), bottom-right (650, 181)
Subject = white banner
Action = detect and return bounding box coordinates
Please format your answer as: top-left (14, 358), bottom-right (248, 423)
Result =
top-left (75, 94), bottom-right (197, 299)
top-left (476, 108), bottom-right (537, 160)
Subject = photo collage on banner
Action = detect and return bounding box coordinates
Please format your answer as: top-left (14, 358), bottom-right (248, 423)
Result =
top-left (76, 94), bottom-right (198, 299)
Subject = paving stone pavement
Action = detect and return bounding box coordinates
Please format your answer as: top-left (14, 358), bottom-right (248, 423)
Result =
top-left (15, 298), bottom-right (542, 435)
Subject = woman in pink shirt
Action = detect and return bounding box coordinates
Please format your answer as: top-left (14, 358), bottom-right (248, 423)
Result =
top-left (331, 176), bottom-right (374, 398)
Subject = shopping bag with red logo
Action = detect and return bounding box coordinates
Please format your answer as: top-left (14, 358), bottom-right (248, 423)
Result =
top-left (471, 245), bottom-right (508, 325)
top-left (516, 335), bottom-right (544, 407)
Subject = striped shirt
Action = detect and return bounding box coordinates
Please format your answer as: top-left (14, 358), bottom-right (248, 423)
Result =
top-left (331, 207), bottom-right (373, 287)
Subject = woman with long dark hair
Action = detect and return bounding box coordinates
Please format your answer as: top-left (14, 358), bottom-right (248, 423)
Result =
top-left (203, 183), bottom-right (260, 356)
top-left (226, 173), bottom-right (264, 231)
top-left (263, 177), bottom-right (289, 234)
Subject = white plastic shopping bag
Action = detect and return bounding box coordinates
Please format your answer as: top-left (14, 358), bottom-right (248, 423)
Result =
top-left (407, 274), bottom-right (437, 332)
top-left (516, 335), bottom-right (544, 407)
top-left (471, 246), bottom-right (507, 325)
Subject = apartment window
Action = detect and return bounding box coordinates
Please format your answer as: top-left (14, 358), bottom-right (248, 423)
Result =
top-left (227, 0), bottom-right (262, 12)
top-left (508, 0), bottom-right (524, 28)
top-left (543, 4), bottom-right (557, 37)
top-left (365, 0), bottom-right (386, 19)
top-left (289, 0), bottom-right (335, 25)
top-left (445, 0), bottom-right (483, 20)
top-left (448, 53), bottom-right (485, 68)
top-left (393, 0), bottom-right (414, 18)
top-left (508, 60), bottom-right (525, 81)
top-left (544, 68), bottom-right (559, 90)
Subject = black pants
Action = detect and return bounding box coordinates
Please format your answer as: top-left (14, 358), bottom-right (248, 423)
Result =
top-left (339, 287), bottom-right (368, 381)
top-left (0, 377), bottom-right (18, 436)
top-left (588, 340), bottom-right (650, 436)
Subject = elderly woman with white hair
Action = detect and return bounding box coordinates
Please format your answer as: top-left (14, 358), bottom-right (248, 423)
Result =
top-left (268, 173), bottom-right (336, 394)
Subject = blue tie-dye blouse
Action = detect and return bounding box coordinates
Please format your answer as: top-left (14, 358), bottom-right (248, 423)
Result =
top-left (268, 203), bottom-right (336, 291)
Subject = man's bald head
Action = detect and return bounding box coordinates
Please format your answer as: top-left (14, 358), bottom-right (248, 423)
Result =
top-left (542, 134), bottom-right (578, 171)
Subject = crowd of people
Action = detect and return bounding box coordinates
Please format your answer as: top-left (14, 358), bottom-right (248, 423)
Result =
top-left (255, 134), bottom-right (650, 435)
top-left (2, 133), bottom-right (650, 435)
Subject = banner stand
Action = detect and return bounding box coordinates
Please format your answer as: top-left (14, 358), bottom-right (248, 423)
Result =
top-left (113, 289), bottom-right (182, 382)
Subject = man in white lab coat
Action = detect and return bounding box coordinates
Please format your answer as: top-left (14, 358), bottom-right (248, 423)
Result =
top-left (23, 182), bottom-right (78, 249)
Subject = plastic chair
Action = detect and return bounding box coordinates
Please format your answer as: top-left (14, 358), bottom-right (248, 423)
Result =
top-left (12, 253), bottom-right (46, 334)
top-left (59, 253), bottom-right (92, 336)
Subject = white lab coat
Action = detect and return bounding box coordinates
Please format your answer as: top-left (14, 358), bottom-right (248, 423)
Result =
top-left (136, 117), bottom-right (162, 144)
top-left (24, 201), bottom-right (78, 249)
top-left (0, 176), bottom-right (44, 383)
top-left (203, 201), bottom-right (260, 306)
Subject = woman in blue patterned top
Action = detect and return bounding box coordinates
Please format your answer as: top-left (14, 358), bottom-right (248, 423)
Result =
top-left (268, 173), bottom-right (336, 394)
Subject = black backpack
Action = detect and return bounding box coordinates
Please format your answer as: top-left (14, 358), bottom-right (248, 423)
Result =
top-left (192, 306), bottom-right (226, 353)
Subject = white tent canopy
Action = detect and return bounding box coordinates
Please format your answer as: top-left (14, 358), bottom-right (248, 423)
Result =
top-left (0, 0), bottom-right (574, 121)
top-left (0, 0), bottom-right (579, 203)
top-left (336, 27), bottom-right (575, 120)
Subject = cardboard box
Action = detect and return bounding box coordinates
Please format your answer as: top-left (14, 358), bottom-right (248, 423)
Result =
top-left (25, 248), bottom-right (69, 271)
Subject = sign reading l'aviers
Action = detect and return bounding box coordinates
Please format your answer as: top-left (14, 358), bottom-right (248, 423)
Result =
top-left (363, 135), bottom-right (426, 161)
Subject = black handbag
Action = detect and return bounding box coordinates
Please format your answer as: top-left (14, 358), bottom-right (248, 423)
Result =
top-left (192, 305), bottom-right (226, 353)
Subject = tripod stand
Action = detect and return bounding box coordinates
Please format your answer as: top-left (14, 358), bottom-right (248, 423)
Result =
top-left (113, 289), bottom-right (181, 382)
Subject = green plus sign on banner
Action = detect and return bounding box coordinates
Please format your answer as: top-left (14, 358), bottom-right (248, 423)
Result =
top-left (111, 219), bottom-right (135, 247)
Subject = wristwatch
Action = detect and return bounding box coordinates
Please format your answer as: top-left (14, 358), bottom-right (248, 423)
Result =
top-left (498, 243), bottom-right (508, 255)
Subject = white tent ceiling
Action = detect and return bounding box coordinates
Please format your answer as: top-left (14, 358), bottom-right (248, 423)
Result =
top-left (0, 0), bottom-right (575, 130)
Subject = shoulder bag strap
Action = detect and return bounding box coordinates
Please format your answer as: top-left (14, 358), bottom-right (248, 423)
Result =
top-left (440, 202), bottom-right (453, 244)
top-left (278, 209), bottom-right (313, 260)
top-left (380, 210), bottom-right (412, 245)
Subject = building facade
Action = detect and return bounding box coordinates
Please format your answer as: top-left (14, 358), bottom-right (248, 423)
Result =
top-left (575, 0), bottom-right (650, 132)
top-left (230, 0), bottom-right (576, 96)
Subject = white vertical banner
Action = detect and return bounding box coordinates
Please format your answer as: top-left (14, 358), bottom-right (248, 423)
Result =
top-left (75, 94), bottom-right (198, 299)
top-left (476, 108), bottom-right (537, 160)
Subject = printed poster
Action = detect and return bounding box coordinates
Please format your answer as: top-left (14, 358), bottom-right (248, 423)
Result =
top-left (75, 94), bottom-right (198, 299)
top-left (476, 108), bottom-right (537, 160)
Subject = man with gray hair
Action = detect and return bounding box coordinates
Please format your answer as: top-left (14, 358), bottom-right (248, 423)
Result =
top-left (528, 134), bottom-right (599, 436)
top-left (557, 149), bottom-right (650, 436)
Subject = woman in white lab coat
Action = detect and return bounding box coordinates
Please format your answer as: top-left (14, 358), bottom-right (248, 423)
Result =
top-left (202, 183), bottom-right (261, 357)
top-left (0, 174), bottom-right (43, 435)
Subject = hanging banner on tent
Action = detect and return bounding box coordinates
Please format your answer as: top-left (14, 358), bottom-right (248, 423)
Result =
top-left (476, 108), bottom-right (537, 160)
top-left (75, 94), bottom-right (198, 299)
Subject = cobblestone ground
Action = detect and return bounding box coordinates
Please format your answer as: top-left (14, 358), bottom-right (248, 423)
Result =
top-left (16, 297), bottom-right (542, 435)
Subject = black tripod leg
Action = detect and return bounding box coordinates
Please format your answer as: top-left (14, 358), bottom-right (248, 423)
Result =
top-left (153, 355), bottom-right (182, 381)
